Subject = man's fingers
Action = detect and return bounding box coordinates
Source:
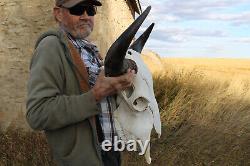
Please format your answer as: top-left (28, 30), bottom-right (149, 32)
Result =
top-left (113, 72), bottom-right (135, 91)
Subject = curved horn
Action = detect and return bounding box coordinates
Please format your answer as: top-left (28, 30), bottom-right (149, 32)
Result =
top-left (104, 6), bottom-right (152, 76)
top-left (130, 23), bottom-right (155, 53)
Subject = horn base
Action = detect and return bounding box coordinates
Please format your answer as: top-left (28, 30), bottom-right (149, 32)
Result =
top-left (105, 59), bottom-right (138, 77)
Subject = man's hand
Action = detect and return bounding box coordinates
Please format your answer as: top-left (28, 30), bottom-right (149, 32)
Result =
top-left (92, 69), bottom-right (135, 102)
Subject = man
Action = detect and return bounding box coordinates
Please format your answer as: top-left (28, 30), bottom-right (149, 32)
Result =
top-left (26, 0), bottom-right (135, 165)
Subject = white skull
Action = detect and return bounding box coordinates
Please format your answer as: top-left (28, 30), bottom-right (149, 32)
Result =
top-left (114, 49), bottom-right (162, 164)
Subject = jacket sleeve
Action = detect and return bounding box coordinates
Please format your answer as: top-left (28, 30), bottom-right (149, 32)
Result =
top-left (26, 36), bottom-right (101, 131)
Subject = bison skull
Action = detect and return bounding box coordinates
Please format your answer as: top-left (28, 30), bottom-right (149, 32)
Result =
top-left (104, 6), bottom-right (161, 164)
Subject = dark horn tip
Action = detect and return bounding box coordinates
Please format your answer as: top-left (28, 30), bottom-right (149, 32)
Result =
top-left (104, 5), bottom-right (152, 76)
top-left (146, 6), bottom-right (151, 10)
top-left (129, 22), bottom-right (155, 53)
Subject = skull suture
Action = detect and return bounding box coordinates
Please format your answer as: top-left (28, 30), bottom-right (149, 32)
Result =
top-left (104, 6), bottom-right (161, 164)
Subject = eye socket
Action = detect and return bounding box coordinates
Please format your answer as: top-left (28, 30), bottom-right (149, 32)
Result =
top-left (133, 100), bottom-right (137, 106)
top-left (133, 97), bottom-right (149, 111)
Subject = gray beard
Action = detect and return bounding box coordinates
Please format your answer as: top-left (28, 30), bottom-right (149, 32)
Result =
top-left (60, 24), bottom-right (92, 39)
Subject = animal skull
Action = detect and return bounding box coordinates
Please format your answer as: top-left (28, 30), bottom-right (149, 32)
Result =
top-left (114, 49), bottom-right (161, 164)
top-left (104, 6), bottom-right (161, 164)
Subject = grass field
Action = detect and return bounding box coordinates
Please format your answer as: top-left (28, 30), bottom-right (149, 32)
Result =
top-left (125, 56), bottom-right (250, 165)
top-left (163, 58), bottom-right (250, 82)
top-left (1, 57), bottom-right (250, 165)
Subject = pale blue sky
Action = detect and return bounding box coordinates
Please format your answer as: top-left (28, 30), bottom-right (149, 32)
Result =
top-left (138, 0), bottom-right (250, 58)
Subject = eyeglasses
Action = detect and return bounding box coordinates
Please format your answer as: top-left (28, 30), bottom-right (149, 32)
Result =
top-left (67, 5), bottom-right (97, 16)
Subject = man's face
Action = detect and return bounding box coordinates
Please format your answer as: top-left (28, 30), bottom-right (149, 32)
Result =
top-left (54, 4), bottom-right (95, 39)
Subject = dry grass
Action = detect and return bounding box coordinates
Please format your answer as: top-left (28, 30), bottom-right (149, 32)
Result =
top-left (163, 58), bottom-right (250, 82)
top-left (1, 58), bottom-right (250, 166)
top-left (0, 123), bottom-right (54, 166)
top-left (122, 67), bottom-right (250, 165)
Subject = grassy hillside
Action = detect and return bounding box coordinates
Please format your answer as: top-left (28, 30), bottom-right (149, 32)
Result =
top-left (125, 68), bottom-right (250, 165)
top-left (1, 57), bottom-right (250, 165)
top-left (163, 58), bottom-right (250, 81)
top-left (123, 56), bottom-right (250, 164)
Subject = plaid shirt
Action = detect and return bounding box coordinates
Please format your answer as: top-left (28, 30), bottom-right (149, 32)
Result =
top-left (67, 34), bottom-right (116, 143)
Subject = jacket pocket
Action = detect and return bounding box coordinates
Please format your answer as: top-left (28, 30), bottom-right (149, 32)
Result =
top-left (45, 124), bottom-right (77, 158)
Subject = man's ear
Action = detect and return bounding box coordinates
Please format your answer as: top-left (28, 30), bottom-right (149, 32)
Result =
top-left (53, 7), bottom-right (63, 22)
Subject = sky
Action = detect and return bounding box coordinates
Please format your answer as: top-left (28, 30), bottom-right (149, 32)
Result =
top-left (137, 0), bottom-right (250, 58)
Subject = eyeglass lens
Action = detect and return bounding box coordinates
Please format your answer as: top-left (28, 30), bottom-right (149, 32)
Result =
top-left (69, 5), bottom-right (96, 16)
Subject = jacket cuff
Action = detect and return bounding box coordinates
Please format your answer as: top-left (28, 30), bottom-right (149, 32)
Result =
top-left (72, 90), bottom-right (101, 122)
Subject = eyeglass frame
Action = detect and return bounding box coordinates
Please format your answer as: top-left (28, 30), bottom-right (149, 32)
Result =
top-left (57, 4), bottom-right (97, 16)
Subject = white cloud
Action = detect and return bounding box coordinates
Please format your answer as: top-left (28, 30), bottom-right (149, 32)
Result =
top-left (141, 0), bottom-right (250, 25)
top-left (149, 27), bottom-right (226, 42)
top-left (205, 45), bottom-right (225, 53)
top-left (201, 12), bottom-right (250, 25)
top-left (139, 0), bottom-right (250, 57)
top-left (233, 37), bottom-right (250, 43)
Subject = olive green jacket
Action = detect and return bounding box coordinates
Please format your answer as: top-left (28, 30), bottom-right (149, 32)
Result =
top-left (26, 29), bottom-right (103, 166)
